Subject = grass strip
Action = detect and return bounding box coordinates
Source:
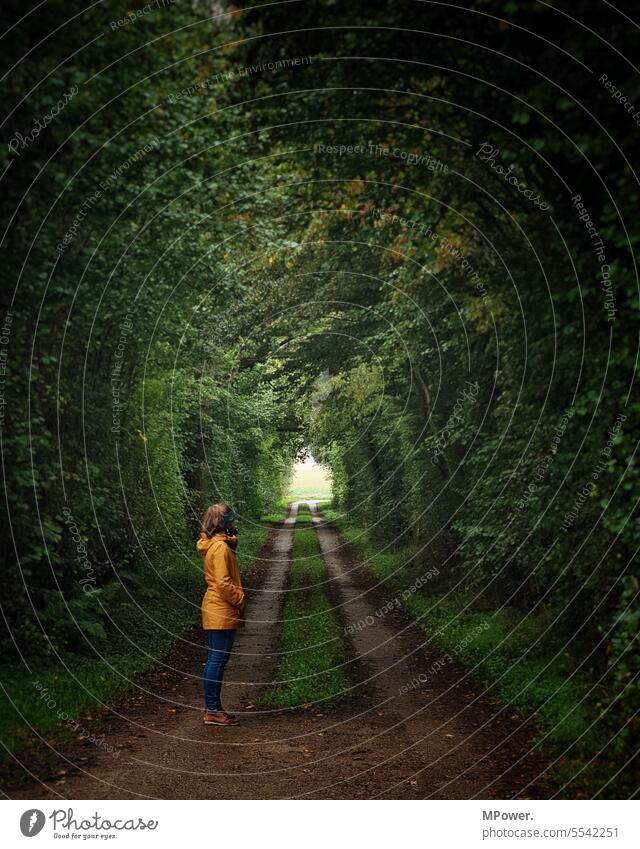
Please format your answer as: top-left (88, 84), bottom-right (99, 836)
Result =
top-left (259, 506), bottom-right (348, 707)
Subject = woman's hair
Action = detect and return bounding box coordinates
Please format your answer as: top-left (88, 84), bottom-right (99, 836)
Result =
top-left (201, 503), bottom-right (232, 537)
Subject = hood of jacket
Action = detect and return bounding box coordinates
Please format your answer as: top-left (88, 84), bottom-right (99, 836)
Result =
top-left (196, 532), bottom-right (238, 555)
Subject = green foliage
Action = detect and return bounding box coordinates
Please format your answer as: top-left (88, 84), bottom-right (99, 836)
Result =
top-left (0, 516), bottom-right (273, 756)
top-left (0, 0), bottom-right (297, 664)
top-left (0, 556), bottom-right (200, 756)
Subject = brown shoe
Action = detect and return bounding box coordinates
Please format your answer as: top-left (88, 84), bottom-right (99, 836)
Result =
top-left (203, 711), bottom-right (238, 726)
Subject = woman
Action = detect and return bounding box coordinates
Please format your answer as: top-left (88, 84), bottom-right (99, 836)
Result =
top-left (196, 503), bottom-right (245, 726)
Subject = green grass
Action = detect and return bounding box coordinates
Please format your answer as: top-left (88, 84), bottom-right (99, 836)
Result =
top-left (321, 509), bottom-right (591, 760)
top-left (259, 512), bottom-right (348, 708)
top-left (0, 515), bottom-right (277, 761)
top-left (405, 595), bottom-right (589, 749)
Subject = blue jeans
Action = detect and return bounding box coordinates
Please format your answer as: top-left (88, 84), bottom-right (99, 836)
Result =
top-left (203, 629), bottom-right (236, 712)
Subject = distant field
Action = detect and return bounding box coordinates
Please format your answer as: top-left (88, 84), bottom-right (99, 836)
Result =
top-left (286, 457), bottom-right (332, 501)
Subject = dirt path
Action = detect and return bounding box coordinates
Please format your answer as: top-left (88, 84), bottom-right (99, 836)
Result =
top-left (6, 502), bottom-right (547, 799)
top-left (310, 503), bottom-right (545, 798)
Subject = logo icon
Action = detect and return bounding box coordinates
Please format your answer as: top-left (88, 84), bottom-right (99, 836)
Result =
top-left (20, 809), bottom-right (45, 837)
